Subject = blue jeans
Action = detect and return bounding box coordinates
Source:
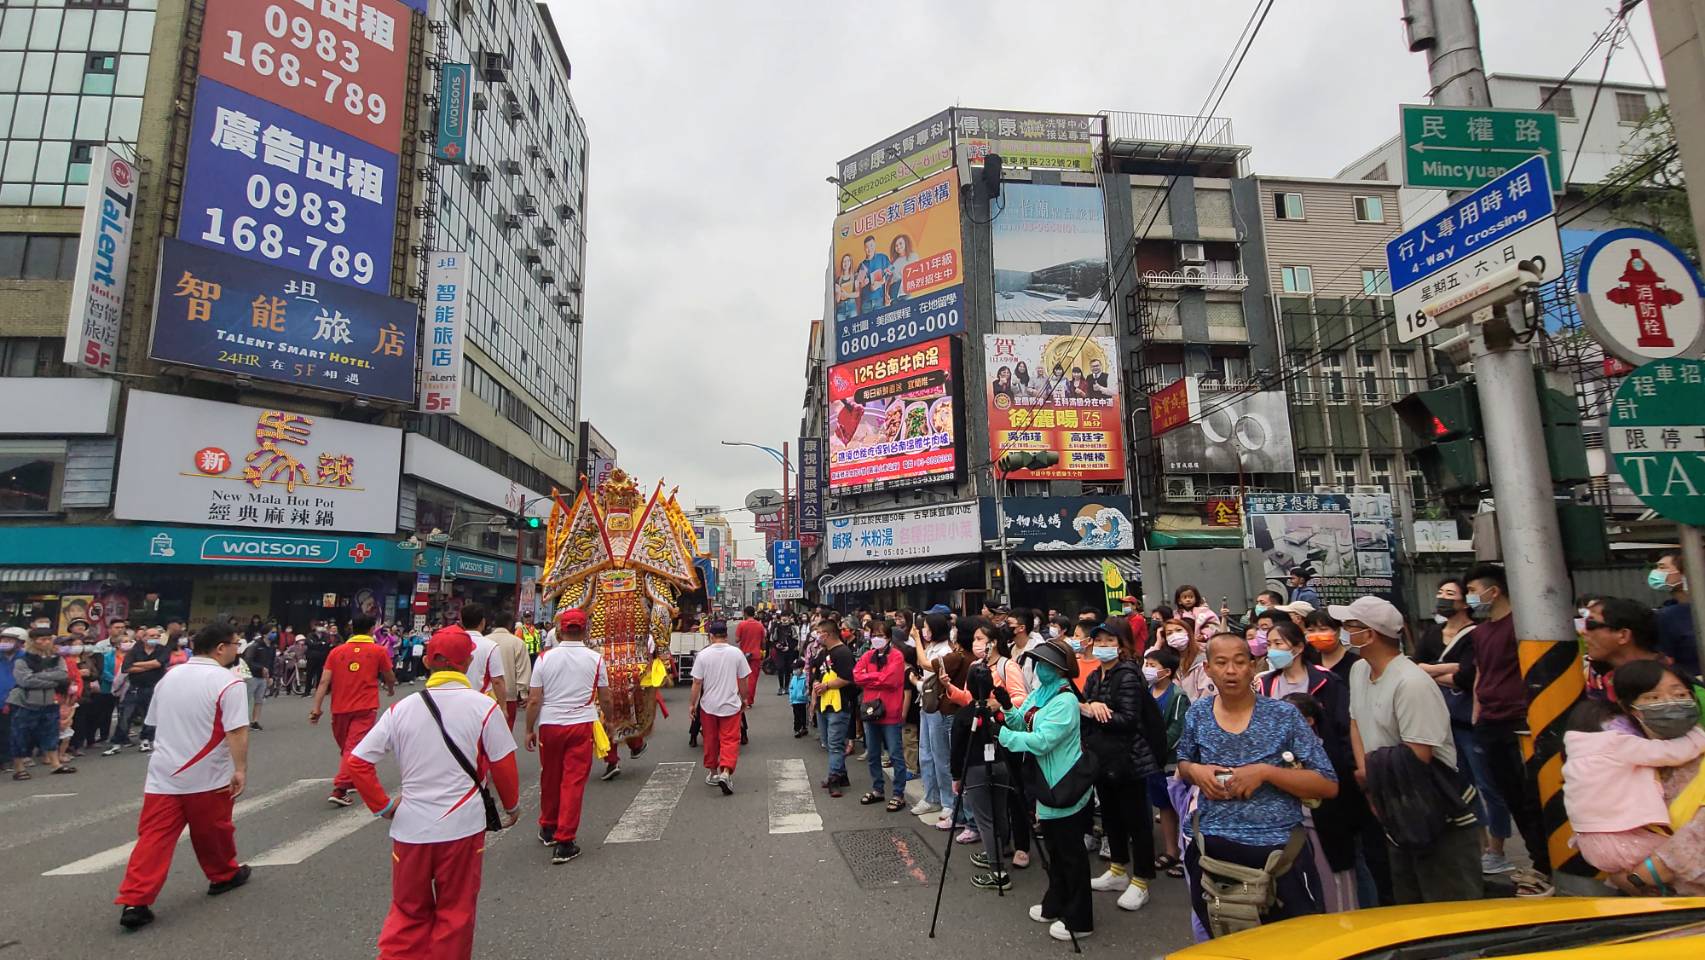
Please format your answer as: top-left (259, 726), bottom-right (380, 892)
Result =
top-left (918, 710), bottom-right (953, 806)
top-left (824, 709), bottom-right (852, 778)
top-left (9, 705), bottom-right (59, 757)
top-left (866, 722), bottom-right (908, 797)
top-left (1456, 724), bottom-right (1511, 840)
top-left (110, 684), bottom-right (155, 745)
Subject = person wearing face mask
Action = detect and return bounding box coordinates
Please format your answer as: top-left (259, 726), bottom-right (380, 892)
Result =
top-left (1302, 611), bottom-right (1361, 685)
top-left (0, 626), bottom-right (20, 769)
top-left (9, 628), bottom-right (74, 779)
top-left (957, 619), bottom-right (1032, 862)
top-left (1257, 621), bottom-right (1349, 734)
top-left (1068, 621), bottom-right (1098, 692)
top-left (1081, 620), bottom-right (1162, 912)
top-left (851, 625), bottom-right (910, 810)
top-left (1156, 619), bottom-right (1212, 702)
top-left (1460, 563), bottom-right (1554, 897)
top-left (105, 627), bottom-right (170, 755)
top-left (1142, 646), bottom-right (1190, 877)
top-left (1563, 660), bottom-right (1705, 894)
top-left (1650, 550), bottom-right (1700, 680)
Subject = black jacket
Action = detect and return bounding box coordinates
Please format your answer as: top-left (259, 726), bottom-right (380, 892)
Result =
top-left (1080, 659), bottom-right (1162, 783)
top-left (949, 687), bottom-right (1011, 781)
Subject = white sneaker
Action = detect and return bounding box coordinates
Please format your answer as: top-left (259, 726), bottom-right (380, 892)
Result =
top-left (706, 772), bottom-right (719, 786)
top-left (1098, 836), bottom-right (1111, 859)
top-left (138, 741), bottom-right (152, 753)
top-left (1028, 904), bottom-right (1055, 924)
top-left (1481, 851), bottom-right (1515, 875)
top-left (910, 800), bottom-right (941, 816)
top-left (102, 744), bottom-right (125, 757)
top-left (1089, 868), bottom-right (1126, 891)
top-left (1117, 882), bottom-right (1150, 912)
top-left (1049, 921), bottom-right (1089, 942)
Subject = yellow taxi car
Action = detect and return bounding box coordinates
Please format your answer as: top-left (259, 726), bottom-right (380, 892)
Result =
top-left (1169, 897), bottom-right (1705, 959)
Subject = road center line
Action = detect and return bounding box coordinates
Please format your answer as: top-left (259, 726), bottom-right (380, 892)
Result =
top-left (604, 762), bottom-right (693, 844)
top-left (767, 758), bottom-right (822, 835)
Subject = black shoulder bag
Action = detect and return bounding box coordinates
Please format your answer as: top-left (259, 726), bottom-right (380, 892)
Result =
top-left (420, 690), bottom-right (504, 833)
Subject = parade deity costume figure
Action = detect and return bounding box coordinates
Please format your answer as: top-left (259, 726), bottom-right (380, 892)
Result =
top-left (539, 470), bottom-right (702, 746)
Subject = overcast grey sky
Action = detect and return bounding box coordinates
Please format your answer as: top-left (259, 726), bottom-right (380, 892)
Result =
top-left (545, 0), bottom-right (1660, 549)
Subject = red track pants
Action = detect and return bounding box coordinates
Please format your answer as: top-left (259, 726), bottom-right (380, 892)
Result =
top-left (331, 709), bottom-right (377, 791)
top-left (115, 789), bottom-right (240, 907)
top-left (701, 711), bottom-right (742, 774)
top-left (379, 832), bottom-right (485, 960)
top-left (537, 722), bottom-right (594, 843)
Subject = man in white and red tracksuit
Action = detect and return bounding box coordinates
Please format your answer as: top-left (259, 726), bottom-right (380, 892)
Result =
top-left (342, 627), bottom-right (520, 960)
top-left (115, 623), bottom-right (252, 931)
top-left (524, 608), bottom-right (611, 864)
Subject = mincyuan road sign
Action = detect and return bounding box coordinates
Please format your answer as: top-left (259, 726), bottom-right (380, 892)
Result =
top-left (1401, 104), bottom-right (1564, 192)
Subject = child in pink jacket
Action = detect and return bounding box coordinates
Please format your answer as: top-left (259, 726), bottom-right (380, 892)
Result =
top-left (1562, 662), bottom-right (1705, 881)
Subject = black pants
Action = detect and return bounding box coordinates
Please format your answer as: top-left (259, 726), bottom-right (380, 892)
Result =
top-left (1005, 757), bottom-right (1034, 854)
top-left (1097, 777), bottom-right (1157, 880)
top-left (1185, 831), bottom-right (1323, 935)
top-left (690, 708), bottom-right (748, 739)
top-left (304, 660), bottom-right (325, 695)
top-left (776, 655), bottom-right (795, 692)
top-left (70, 693), bottom-right (114, 749)
top-left (791, 702), bottom-right (807, 732)
top-left (1476, 719), bottom-right (1551, 873)
top-left (1038, 805), bottom-right (1095, 933)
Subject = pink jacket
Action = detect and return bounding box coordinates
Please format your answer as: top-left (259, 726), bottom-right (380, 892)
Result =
top-left (852, 648), bottom-right (906, 724)
top-left (1562, 722), bottom-right (1705, 833)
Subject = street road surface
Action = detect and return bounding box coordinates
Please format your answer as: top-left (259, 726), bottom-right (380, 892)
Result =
top-left (0, 682), bottom-right (1194, 958)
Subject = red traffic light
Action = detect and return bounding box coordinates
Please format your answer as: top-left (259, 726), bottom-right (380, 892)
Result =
top-left (1432, 416), bottom-right (1450, 438)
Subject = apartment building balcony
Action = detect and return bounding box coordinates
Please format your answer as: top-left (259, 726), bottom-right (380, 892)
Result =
top-left (1101, 111), bottom-right (1248, 176)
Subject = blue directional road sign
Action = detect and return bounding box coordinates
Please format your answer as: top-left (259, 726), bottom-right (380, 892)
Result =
top-left (1386, 153), bottom-right (1562, 343)
top-left (772, 539), bottom-right (804, 599)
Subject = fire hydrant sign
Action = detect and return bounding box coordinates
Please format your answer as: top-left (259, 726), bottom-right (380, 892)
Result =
top-left (1576, 228), bottom-right (1705, 364)
top-left (1608, 358), bottom-right (1705, 526)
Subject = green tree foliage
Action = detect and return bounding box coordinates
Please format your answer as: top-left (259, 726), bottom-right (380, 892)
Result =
top-left (1602, 104), bottom-right (1696, 260)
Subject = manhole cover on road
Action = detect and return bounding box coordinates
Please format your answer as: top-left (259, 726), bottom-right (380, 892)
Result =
top-left (832, 827), bottom-right (941, 889)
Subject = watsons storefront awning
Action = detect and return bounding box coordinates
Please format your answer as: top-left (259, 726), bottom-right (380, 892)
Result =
top-left (1012, 556), bottom-right (1141, 585)
top-left (822, 559), bottom-right (976, 596)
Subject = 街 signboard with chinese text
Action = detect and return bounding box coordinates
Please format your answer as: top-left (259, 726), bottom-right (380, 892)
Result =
top-left (114, 390), bottom-right (403, 534)
top-left (150, 238), bottom-right (416, 402)
top-left (982, 496), bottom-right (1135, 552)
top-left (181, 78), bottom-right (398, 293)
top-left (832, 168), bottom-right (965, 361)
top-left (828, 337), bottom-right (961, 494)
top-left (984, 335), bottom-right (1125, 481)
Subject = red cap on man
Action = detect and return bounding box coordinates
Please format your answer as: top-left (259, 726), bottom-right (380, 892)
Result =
top-left (424, 626), bottom-right (474, 672)
top-left (558, 609), bottom-right (588, 632)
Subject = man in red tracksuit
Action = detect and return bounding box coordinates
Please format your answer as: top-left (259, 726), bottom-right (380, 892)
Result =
top-left (310, 614), bottom-right (395, 807)
top-left (342, 628), bottom-right (520, 960)
top-left (524, 609), bottom-right (611, 864)
top-left (734, 606), bottom-right (766, 745)
top-left (115, 623), bottom-right (252, 930)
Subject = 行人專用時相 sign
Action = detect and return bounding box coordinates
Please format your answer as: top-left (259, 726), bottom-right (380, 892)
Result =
top-left (1400, 104), bottom-right (1563, 192)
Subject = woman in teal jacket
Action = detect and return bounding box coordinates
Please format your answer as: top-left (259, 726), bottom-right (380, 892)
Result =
top-left (994, 637), bottom-right (1094, 943)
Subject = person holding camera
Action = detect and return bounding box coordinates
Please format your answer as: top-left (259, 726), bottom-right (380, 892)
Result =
top-left (950, 660), bottom-right (1014, 891)
top-left (990, 637), bottom-right (1096, 943)
top-left (1081, 619), bottom-right (1163, 912)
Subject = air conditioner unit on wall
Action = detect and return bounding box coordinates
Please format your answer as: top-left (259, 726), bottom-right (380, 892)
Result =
top-left (1164, 477), bottom-right (1196, 502)
top-left (1179, 242), bottom-right (1207, 264)
top-left (1181, 265), bottom-right (1206, 286)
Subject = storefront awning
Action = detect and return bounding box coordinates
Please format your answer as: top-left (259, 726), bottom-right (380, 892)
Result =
top-left (822, 559), bottom-right (975, 596)
top-left (1146, 529), bottom-right (1245, 548)
top-left (0, 567), bottom-right (124, 583)
top-left (1012, 556), bottom-right (1140, 585)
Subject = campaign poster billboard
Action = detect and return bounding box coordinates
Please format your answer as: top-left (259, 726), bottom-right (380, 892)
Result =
top-left (984, 334), bottom-right (1125, 481)
top-left (114, 389), bottom-right (402, 534)
top-left (420, 250), bottom-right (469, 413)
top-left (827, 337), bottom-right (961, 494)
top-left (984, 496), bottom-right (1136, 552)
top-left (181, 78), bottom-right (397, 293)
top-left (991, 183), bottom-right (1109, 324)
top-left (1244, 492), bottom-right (1395, 604)
top-left (832, 168), bottom-right (965, 361)
top-left (198, 0), bottom-right (410, 151)
top-left (834, 110), bottom-right (954, 213)
top-left (150, 238), bottom-right (416, 402)
top-left (433, 61), bottom-right (472, 163)
top-left (63, 147), bottom-right (138, 372)
top-left (1159, 388), bottom-right (1296, 474)
top-left (955, 109), bottom-right (1100, 171)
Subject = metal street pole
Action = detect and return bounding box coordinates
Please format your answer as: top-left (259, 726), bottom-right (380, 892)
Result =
top-left (992, 466), bottom-right (1012, 607)
top-left (1646, 0), bottom-right (1705, 670)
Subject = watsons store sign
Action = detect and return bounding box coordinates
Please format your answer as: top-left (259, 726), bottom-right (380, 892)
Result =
top-left (199, 534), bottom-right (343, 564)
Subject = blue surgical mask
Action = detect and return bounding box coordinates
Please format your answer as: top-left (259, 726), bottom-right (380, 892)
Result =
top-left (1266, 648), bottom-right (1294, 670)
top-left (1092, 647), bottom-right (1117, 663)
top-left (1253, 605), bottom-right (1268, 617)
top-left (1338, 627), bottom-right (1353, 647)
top-left (1649, 569), bottom-right (1675, 592)
top-left (1067, 638), bottom-right (1083, 653)
top-left (1465, 591), bottom-right (1492, 622)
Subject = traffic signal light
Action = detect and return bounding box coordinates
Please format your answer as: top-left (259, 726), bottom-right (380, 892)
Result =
top-left (1393, 381), bottom-right (1487, 494)
top-left (512, 515), bottom-right (544, 530)
top-left (998, 450), bottom-right (1061, 473)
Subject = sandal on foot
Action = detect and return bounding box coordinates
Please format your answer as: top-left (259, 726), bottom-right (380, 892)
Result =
top-left (859, 791), bottom-right (885, 805)
top-left (886, 796), bottom-right (907, 812)
top-left (11, 771), bottom-right (30, 781)
top-left (52, 765), bottom-right (77, 774)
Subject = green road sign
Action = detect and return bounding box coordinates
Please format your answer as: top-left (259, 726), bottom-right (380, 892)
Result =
top-left (1608, 358), bottom-right (1705, 525)
top-left (1400, 104), bottom-right (1563, 192)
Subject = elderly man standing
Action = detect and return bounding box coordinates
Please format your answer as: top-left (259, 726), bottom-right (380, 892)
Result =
top-left (9, 627), bottom-right (74, 779)
top-left (489, 620), bottom-right (532, 728)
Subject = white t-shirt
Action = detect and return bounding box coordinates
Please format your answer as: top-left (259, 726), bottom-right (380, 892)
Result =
top-left (529, 642), bottom-right (607, 726)
top-left (691, 642), bottom-right (751, 717)
top-left (351, 683), bottom-right (518, 843)
top-left (143, 657), bottom-right (250, 795)
top-left (1348, 654), bottom-right (1457, 771)
top-left (465, 631), bottom-right (505, 694)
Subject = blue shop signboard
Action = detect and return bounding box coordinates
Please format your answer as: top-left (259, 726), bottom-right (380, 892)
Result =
top-left (151, 238), bottom-right (417, 402)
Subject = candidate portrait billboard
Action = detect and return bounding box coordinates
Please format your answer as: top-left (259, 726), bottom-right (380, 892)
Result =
top-left (1159, 388), bottom-right (1296, 474)
top-left (991, 183), bottom-right (1109, 324)
top-left (150, 238), bottom-right (417, 403)
top-left (834, 110), bottom-right (955, 213)
top-left (832, 168), bottom-right (965, 361)
top-left (984, 334), bottom-right (1125, 482)
top-left (828, 337), bottom-right (961, 495)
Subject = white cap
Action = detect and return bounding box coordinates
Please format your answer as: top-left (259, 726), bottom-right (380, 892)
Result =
top-left (1, 626), bottom-right (27, 641)
top-left (1273, 600), bottom-right (1315, 617)
top-left (1327, 597), bottom-right (1404, 639)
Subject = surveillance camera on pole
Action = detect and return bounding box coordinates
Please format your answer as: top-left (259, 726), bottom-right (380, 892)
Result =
top-left (1422, 260), bottom-right (1545, 330)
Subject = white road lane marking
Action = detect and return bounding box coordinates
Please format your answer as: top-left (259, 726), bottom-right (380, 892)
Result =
top-left (0, 797), bottom-right (143, 854)
top-left (249, 809), bottom-right (374, 866)
top-left (766, 758), bottom-right (822, 835)
top-left (604, 762), bottom-right (694, 844)
top-left (41, 778), bottom-right (332, 877)
top-left (0, 793), bottom-right (76, 817)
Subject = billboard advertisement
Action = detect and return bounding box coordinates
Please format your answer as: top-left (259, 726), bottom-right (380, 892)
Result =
top-left (181, 78), bottom-right (397, 293)
top-left (420, 250), bottom-right (469, 413)
top-left (828, 337), bottom-right (960, 494)
top-left (834, 110), bottom-right (954, 213)
top-left (1244, 492), bottom-right (1395, 605)
top-left (832, 168), bottom-right (965, 361)
top-left (984, 496), bottom-right (1136, 552)
top-left (825, 501), bottom-right (981, 564)
top-left (1159, 388), bottom-right (1296, 474)
top-left (63, 146), bottom-right (137, 372)
top-left (433, 61), bottom-right (471, 163)
top-left (984, 334), bottom-right (1125, 481)
top-left (955, 109), bottom-right (1099, 171)
top-left (991, 183), bottom-right (1108, 324)
top-left (150, 238), bottom-right (417, 402)
top-left (198, 0), bottom-right (409, 151)
top-left (1148, 376), bottom-right (1200, 438)
top-left (797, 436), bottom-right (825, 536)
top-left (114, 390), bottom-right (403, 534)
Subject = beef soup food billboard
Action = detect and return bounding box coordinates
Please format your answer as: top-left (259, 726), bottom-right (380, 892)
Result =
top-left (828, 337), bottom-right (960, 494)
top-left (114, 390), bottom-right (402, 534)
top-left (832, 168), bottom-right (965, 361)
top-left (984, 334), bottom-right (1125, 481)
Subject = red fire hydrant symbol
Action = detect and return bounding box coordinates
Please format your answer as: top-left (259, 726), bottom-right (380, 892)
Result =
top-left (1605, 248), bottom-right (1683, 348)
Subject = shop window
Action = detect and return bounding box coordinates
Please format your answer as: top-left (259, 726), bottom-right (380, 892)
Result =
top-left (0, 440), bottom-right (65, 514)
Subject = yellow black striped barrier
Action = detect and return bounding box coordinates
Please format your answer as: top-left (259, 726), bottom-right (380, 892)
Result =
top-left (1518, 637), bottom-right (1590, 876)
